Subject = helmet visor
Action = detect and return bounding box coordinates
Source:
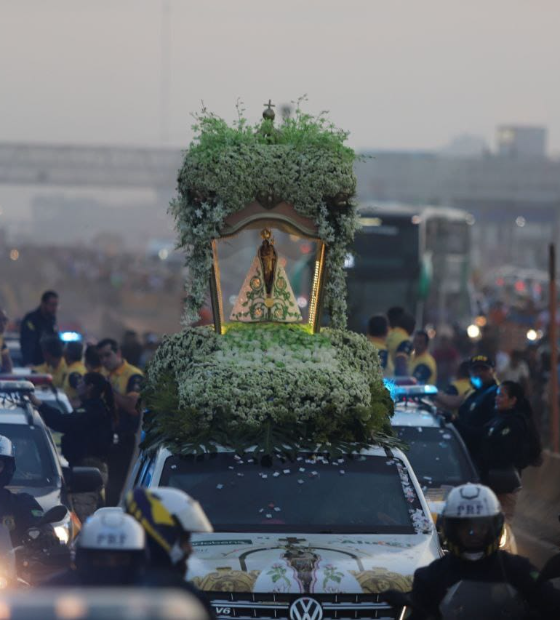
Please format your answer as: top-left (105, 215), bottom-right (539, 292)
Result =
top-left (445, 516), bottom-right (501, 552)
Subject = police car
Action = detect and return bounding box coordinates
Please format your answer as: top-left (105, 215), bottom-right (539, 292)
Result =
top-left (390, 384), bottom-right (516, 552)
top-left (124, 442), bottom-right (441, 619)
top-left (0, 380), bottom-right (102, 542)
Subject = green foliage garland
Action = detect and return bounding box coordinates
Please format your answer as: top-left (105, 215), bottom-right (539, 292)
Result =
top-left (142, 324), bottom-right (395, 456)
top-left (171, 99), bottom-right (359, 328)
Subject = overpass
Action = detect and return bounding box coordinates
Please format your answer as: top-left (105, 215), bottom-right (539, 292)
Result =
top-left (2, 141), bottom-right (560, 214)
top-left (0, 142), bottom-right (183, 189)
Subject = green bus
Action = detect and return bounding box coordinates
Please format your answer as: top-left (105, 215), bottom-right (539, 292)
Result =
top-left (346, 203), bottom-right (473, 333)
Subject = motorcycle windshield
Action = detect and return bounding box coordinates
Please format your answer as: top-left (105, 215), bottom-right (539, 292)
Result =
top-left (0, 524), bottom-right (15, 581)
top-left (440, 580), bottom-right (528, 620)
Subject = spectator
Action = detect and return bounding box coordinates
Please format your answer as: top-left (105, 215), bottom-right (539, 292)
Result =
top-left (385, 306), bottom-right (405, 361)
top-left (367, 315), bottom-right (392, 375)
top-left (389, 312), bottom-right (415, 377)
top-left (84, 344), bottom-right (103, 374)
top-left (30, 372), bottom-right (114, 522)
top-left (20, 290), bottom-right (59, 366)
top-left (63, 341), bottom-right (86, 407)
top-left (435, 361), bottom-right (473, 413)
top-left (33, 335), bottom-right (67, 388)
top-left (410, 330), bottom-right (437, 385)
top-left (97, 338), bottom-right (143, 506)
top-left (0, 309), bottom-right (13, 373)
top-left (499, 350), bottom-right (530, 392)
top-left (456, 381), bottom-right (541, 523)
top-left (456, 355), bottom-right (499, 460)
top-left (120, 330), bottom-right (143, 368)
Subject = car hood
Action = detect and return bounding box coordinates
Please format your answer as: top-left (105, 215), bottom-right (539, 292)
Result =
top-left (9, 485), bottom-right (62, 512)
top-left (188, 532), bottom-right (440, 594)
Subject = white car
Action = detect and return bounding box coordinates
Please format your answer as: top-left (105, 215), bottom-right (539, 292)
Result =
top-left (125, 444), bottom-right (441, 619)
top-left (391, 385), bottom-right (516, 552)
top-left (0, 381), bottom-right (102, 545)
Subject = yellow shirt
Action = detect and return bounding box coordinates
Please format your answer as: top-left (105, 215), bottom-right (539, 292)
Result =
top-left (63, 360), bottom-right (87, 401)
top-left (449, 377), bottom-right (473, 398)
top-left (368, 336), bottom-right (394, 376)
top-left (33, 359), bottom-right (68, 389)
top-left (410, 351), bottom-right (438, 385)
top-left (107, 361), bottom-right (143, 396)
top-left (387, 327), bottom-right (413, 366)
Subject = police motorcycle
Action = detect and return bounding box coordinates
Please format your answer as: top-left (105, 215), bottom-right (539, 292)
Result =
top-left (381, 484), bottom-right (560, 620)
top-left (0, 505), bottom-right (71, 588)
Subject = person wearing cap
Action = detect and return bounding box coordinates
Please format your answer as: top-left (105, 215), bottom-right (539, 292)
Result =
top-left (125, 487), bottom-right (215, 618)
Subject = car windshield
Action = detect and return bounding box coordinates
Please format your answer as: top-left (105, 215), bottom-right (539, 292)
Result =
top-left (395, 426), bottom-right (477, 487)
top-left (0, 423), bottom-right (58, 487)
top-left (160, 453), bottom-right (419, 534)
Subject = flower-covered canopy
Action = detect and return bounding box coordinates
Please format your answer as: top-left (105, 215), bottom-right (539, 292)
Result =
top-left (142, 100), bottom-right (395, 457)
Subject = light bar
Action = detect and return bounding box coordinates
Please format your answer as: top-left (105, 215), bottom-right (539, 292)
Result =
top-left (0, 380), bottom-right (35, 393)
top-left (60, 331), bottom-right (82, 342)
top-left (394, 385), bottom-right (438, 397)
top-left (0, 374), bottom-right (53, 386)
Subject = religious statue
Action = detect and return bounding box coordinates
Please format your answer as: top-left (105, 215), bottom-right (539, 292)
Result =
top-left (230, 229), bottom-right (302, 323)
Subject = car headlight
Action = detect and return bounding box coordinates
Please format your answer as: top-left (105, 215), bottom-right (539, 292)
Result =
top-left (499, 527), bottom-right (508, 548)
top-left (54, 522), bottom-right (71, 545)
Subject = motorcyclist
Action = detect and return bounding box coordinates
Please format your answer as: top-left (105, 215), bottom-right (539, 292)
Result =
top-left (48, 510), bottom-right (148, 586)
top-left (408, 483), bottom-right (560, 619)
top-left (125, 487), bottom-right (215, 616)
top-left (0, 435), bottom-right (45, 547)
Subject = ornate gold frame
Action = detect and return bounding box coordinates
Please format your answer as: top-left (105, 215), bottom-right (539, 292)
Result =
top-left (209, 202), bottom-right (328, 334)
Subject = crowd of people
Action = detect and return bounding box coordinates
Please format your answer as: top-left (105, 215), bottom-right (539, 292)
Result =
top-left (367, 305), bottom-right (543, 526)
top-left (0, 291), bottom-right (559, 616)
top-left (0, 290), bottom-right (153, 517)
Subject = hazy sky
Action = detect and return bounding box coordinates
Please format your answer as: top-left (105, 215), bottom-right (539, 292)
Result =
top-left (1, 0), bottom-right (559, 152)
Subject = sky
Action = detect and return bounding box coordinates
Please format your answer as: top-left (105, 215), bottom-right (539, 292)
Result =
top-left (1, 0), bottom-right (559, 153)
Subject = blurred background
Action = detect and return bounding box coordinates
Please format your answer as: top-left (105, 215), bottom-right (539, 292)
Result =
top-left (1, 0), bottom-right (559, 343)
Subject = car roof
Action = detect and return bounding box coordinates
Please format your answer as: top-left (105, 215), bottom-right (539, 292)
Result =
top-left (391, 404), bottom-right (442, 428)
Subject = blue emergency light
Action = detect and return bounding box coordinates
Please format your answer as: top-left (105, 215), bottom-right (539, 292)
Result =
top-left (60, 331), bottom-right (82, 342)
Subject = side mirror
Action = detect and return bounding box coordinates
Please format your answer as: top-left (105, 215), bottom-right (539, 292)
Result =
top-left (38, 505), bottom-right (69, 527)
top-left (65, 466), bottom-right (104, 493)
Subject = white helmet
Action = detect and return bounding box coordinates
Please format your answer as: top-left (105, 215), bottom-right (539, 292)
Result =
top-left (150, 487), bottom-right (213, 534)
top-left (125, 487), bottom-right (212, 567)
top-left (79, 511), bottom-right (145, 551)
top-left (441, 484), bottom-right (504, 560)
top-left (0, 435), bottom-right (16, 487)
top-left (76, 512), bottom-right (147, 586)
top-left (0, 435), bottom-right (14, 458)
top-left (93, 507), bottom-right (124, 517)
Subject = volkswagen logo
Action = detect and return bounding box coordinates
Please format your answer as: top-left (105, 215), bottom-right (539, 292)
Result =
top-left (289, 597), bottom-right (323, 620)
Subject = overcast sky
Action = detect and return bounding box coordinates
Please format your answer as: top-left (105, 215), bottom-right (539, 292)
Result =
top-left (1, 0), bottom-right (559, 152)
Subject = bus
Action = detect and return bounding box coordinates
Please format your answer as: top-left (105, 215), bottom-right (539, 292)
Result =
top-left (346, 203), bottom-right (473, 333)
